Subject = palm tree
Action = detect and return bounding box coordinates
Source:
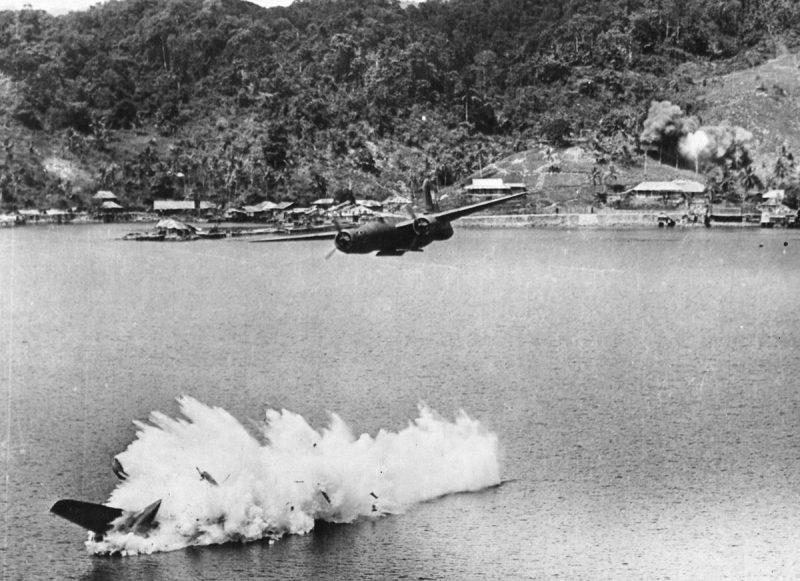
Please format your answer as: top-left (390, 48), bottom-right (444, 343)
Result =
top-left (602, 163), bottom-right (618, 192)
top-left (738, 165), bottom-right (763, 196)
top-left (772, 156), bottom-right (789, 187)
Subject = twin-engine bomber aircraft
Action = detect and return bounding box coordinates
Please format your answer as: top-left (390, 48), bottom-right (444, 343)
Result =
top-left (251, 191), bottom-right (527, 256)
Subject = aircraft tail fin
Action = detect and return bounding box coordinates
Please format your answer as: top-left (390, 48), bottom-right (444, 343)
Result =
top-left (50, 499), bottom-right (123, 535)
top-left (422, 178), bottom-right (437, 212)
top-left (128, 500), bottom-right (161, 533)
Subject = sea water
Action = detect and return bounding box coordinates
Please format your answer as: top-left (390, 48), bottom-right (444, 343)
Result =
top-left (2, 224), bottom-right (800, 579)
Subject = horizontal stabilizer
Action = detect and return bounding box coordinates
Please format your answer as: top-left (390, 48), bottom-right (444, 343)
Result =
top-left (50, 499), bottom-right (123, 535)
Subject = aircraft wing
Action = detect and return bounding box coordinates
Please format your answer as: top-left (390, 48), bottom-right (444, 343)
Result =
top-left (250, 232), bottom-right (337, 243)
top-left (395, 191), bottom-right (528, 227)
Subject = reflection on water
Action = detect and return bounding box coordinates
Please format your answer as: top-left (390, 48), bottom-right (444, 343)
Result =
top-left (2, 224), bottom-right (800, 578)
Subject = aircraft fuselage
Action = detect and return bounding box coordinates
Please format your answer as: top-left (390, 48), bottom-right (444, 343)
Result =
top-left (335, 217), bottom-right (454, 254)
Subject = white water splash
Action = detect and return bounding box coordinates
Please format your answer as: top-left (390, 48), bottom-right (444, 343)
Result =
top-left (88, 397), bottom-right (500, 555)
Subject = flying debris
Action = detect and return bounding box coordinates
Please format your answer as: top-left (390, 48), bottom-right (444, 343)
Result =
top-left (111, 457), bottom-right (128, 480)
top-left (50, 499), bottom-right (161, 541)
top-left (196, 467), bottom-right (219, 486)
top-left (369, 491), bottom-right (378, 499)
top-left (319, 490), bottom-right (331, 504)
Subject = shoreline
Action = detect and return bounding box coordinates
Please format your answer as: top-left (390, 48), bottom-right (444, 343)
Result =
top-left (1, 211), bottom-right (769, 230)
top-left (458, 212), bottom-right (708, 229)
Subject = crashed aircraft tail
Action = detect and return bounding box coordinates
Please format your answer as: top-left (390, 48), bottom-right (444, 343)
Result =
top-left (50, 499), bottom-right (161, 539)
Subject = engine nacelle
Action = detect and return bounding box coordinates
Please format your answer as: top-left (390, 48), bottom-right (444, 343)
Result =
top-left (413, 216), bottom-right (433, 237)
top-left (334, 221), bottom-right (398, 254)
top-left (334, 230), bottom-right (353, 252)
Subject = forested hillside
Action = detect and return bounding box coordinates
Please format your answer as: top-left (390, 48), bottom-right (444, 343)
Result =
top-left (1, 0), bottom-right (800, 210)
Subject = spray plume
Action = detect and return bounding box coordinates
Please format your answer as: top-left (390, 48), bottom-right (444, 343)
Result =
top-left (88, 396), bottom-right (501, 555)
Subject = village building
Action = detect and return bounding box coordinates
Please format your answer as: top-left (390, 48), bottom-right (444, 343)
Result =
top-left (355, 199), bottom-right (383, 212)
top-left (97, 200), bottom-right (127, 222)
top-left (382, 194), bottom-right (411, 212)
top-left (611, 180), bottom-right (706, 208)
top-left (463, 178), bottom-right (527, 199)
top-left (338, 204), bottom-right (376, 220)
top-left (18, 208), bottom-right (44, 222)
top-left (284, 206), bottom-right (316, 224)
top-left (153, 199), bottom-right (218, 215)
top-left (758, 189), bottom-right (793, 227)
top-left (462, 178), bottom-right (527, 207)
top-left (311, 198), bottom-right (335, 210)
top-left (324, 200), bottom-right (378, 222)
top-left (92, 190), bottom-right (119, 203)
top-left (761, 189), bottom-right (786, 206)
top-left (273, 201), bottom-right (296, 221)
top-left (241, 200), bottom-right (279, 220)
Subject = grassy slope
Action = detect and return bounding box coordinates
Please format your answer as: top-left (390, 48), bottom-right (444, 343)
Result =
top-left (445, 48), bottom-right (800, 211)
top-left (697, 48), bottom-right (800, 177)
top-left (447, 146), bottom-right (703, 212)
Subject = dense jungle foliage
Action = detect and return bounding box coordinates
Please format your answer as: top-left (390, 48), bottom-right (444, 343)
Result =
top-left (1, 0), bottom-right (800, 209)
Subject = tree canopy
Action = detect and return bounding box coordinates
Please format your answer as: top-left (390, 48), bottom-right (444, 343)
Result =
top-left (1, 0), bottom-right (799, 209)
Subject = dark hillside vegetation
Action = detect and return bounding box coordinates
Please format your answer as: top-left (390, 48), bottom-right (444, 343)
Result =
top-left (1, 0), bottom-right (800, 210)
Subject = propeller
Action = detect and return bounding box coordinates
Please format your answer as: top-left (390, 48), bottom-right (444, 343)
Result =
top-left (406, 204), bottom-right (433, 237)
top-left (325, 218), bottom-right (346, 259)
top-left (405, 205), bottom-right (434, 249)
top-left (413, 216), bottom-right (432, 237)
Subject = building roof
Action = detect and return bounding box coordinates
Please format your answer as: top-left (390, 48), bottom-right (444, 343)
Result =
top-left (311, 198), bottom-right (335, 206)
top-left (328, 201), bottom-right (353, 212)
top-left (243, 201), bottom-right (278, 213)
top-left (631, 180), bottom-right (705, 194)
top-left (383, 194), bottom-right (411, 205)
top-left (464, 178), bottom-right (512, 191)
top-left (153, 200), bottom-right (217, 211)
top-left (356, 199), bottom-right (383, 208)
top-left (93, 190), bottom-right (118, 200)
top-left (464, 178), bottom-right (527, 192)
top-left (99, 200), bottom-right (125, 210)
top-left (339, 205), bottom-right (375, 216)
top-left (760, 190), bottom-right (787, 207)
